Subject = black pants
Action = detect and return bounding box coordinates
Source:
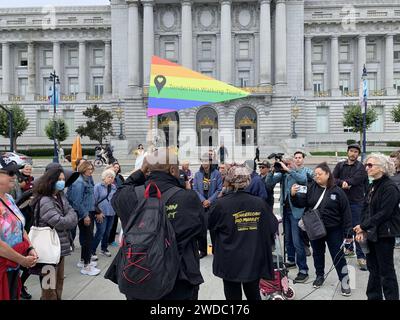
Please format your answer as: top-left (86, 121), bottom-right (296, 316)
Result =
top-left (223, 279), bottom-right (261, 300)
top-left (20, 267), bottom-right (30, 287)
top-left (7, 270), bottom-right (19, 300)
top-left (366, 237), bottom-right (399, 300)
top-left (199, 208), bottom-right (210, 254)
top-left (108, 216), bottom-right (119, 244)
top-left (78, 213), bottom-right (95, 265)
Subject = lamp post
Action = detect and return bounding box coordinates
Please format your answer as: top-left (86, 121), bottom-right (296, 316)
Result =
top-left (291, 96), bottom-right (300, 138)
top-left (361, 65), bottom-right (368, 162)
top-left (49, 70), bottom-right (60, 163)
top-left (115, 100), bottom-right (125, 140)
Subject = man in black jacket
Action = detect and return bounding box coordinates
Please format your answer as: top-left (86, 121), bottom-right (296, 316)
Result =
top-left (333, 144), bottom-right (368, 270)
top-left (110, 148), bottom-right (205, 300)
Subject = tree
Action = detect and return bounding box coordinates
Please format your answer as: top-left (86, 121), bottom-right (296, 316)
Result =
top-left (45, 118), bottom-right (69, 147)
top-left (76, 105), bottom-right (114, 145)
top-left (0, 104), bottom-right (29, 151)
top-left (343, 103), bottom-right (378, 144)
top-left (391, 103), bottom-right (400, 123)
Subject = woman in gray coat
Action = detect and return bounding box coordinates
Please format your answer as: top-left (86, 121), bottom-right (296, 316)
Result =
top-left (31, 167), bottom-right (78, 300)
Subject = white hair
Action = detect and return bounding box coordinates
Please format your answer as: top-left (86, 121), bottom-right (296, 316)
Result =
top-left (365, 153), bottom-right (395, 176)
top-left (101, 169), bottom-right (116, 181)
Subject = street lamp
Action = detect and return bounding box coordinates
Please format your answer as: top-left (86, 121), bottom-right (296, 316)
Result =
top-left (361, 65), bottom-right (368, 162)
top-left (291, 96), bottom-right (300, 138)
top-left (115, 100), bottom-right (125, 140)
top-left (49, 70), bottom-right (60, 163)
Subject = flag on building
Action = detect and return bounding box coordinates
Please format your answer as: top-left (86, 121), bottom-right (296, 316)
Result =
top-left (48, 84), bottom-right (60, 106)
top-left (147, 56), bottom-right (250, 117)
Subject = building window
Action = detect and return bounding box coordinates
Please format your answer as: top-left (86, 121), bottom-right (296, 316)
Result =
top-left (201, 41), bottom-right (212, 59)
top-left (93, 77), bottom-right (103, 96)
top-left (394, 44), bottom-right (400, 60)
top-left (19, 51), bottom-right (28, 66)
top-left (201, 70), bottom-right (213, 78)
top-left (394, 72), bottom-right (400, 94)
top-left (196, 107), bottom-right (218, 147)
top-left (62, 110), bottom-right (75, 136)
top-left (68, 77), bottom-right (79, 96)
top-left (36, 110), bottom-right (49, 136)
top-left (165, 42), bottom-right (175, 60)
top-left (43, 77), bottom-right (51, 96)
top-left (18, 78), bottom-right (28, 96)
top-left (68, 50), bottom-right (78, 66)
top-left (369, 106), bottom-right (384, 132)
top-left (43, 50), bottom-right (53, 66)
top-left (239, 41), bottom-right (249, 58)
top-left (339, 73), bottom-right (350, 95)
top-left (366, 44), bottom-right (376, 61)
top-left (339, 44), bottom-right (350, 61)
top-left (312, 45), bottom-right (323, 61)
top-left (313, 73), bottom-right (324, 93)
top-left (367, 72), bottom-right (377, 91)
top-left (238, 70), bottom-right (250, 87)
top-left (93, 49), bottom-right (104, 65)
top-left (316, 106), bottom-right (329, 133)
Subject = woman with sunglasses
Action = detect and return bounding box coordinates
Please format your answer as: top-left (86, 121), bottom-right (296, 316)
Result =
top-left (354, 153), bottom-right (400, 300)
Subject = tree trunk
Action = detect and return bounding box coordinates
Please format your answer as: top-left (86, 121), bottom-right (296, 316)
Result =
top-left (13, 136), bottom-right (17, 152)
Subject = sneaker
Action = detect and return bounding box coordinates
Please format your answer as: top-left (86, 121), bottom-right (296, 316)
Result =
top-left (341, 283), bottom-right (351, 297)
top-left (357, 258), bottom-right (367, 271)
top-left (312, 276), bottom-right (325, 288)
top-left (304, 246), bottom-right (312, 257)
top-left (294, 273), bottom-right (309, 283)
top-left (344, 249), bottom-right (355, 257)
top-left (91, 254), bottom-right (98, 261)
top-left (100, 250), bottom-right (112, 257)
top-left (284, 261), bottom-right (296, 269)
top-left (77, 260), bottom-right (97, 268)
top-left (80, 265), bottom-right (101, 276)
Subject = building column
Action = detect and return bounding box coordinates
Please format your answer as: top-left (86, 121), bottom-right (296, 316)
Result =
top-left (1, 42), bottom-right (10, 97)
top-left (259, 0), bottom-right (271, 86)
top-left (104, 40), bottom-right (112, 96)
top-left (385, 34), bottom-right (395, 95)
top-left (274, 0), bottom-right (287, 90)
top-left (78, 40), bottom-right (87, 100)
top-left (330, 35), bottom-right (340, 96)
top-left (358, 35), bottom-right (366, 84)
top-left (220, 0), bottom-right (232, 84)
top-left (304, 36), bottom-right (312, 94)
top-left (27, 42), bottom-right (36, 100)
top-left (143, 0), bottom-right (154, 87)
top-left (53, 41), bottom-right (61, 76)
top-left (181, 0), bottom-right (193, 69)
top-left (127, 0), bottom-right (140, 88)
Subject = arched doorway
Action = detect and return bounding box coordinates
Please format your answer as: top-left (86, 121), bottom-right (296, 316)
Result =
top-left (157, 112), bottom-right (179, 147)
top-left (235, 107), bottom-right (257, 146)
top-left (196, 107), bottom-right (218, 147)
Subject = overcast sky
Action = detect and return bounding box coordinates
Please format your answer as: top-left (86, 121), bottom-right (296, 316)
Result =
top-left (0, 0), bottom-right (110, 8)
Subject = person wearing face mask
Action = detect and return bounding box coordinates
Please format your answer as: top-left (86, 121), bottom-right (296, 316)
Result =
top-left (31, 168), bottom-right (78, 300)
top-left (354, 154), bottom-right (400, 300)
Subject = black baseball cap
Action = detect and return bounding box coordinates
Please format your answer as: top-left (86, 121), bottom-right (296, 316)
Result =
top-left (0, 162), bottom-right (24, 176)
top-left (347, 144), bottom-right (361, 153)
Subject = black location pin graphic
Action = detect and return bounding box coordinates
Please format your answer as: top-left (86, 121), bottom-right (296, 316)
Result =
top-left (154, 75), bottom-right (167, 94)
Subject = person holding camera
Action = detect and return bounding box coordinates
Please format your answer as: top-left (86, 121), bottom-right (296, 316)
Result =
top-left (18, 165), bottom-right (34, 192)
top-left (265, 154), bottom-right (311, 283)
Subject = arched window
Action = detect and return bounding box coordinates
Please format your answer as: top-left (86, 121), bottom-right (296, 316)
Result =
top-left (235, 107), bottom-right (257, 146)
top-left (157, 112), bottom-right (179, 147)
top-left (196, 107), bottom-right (218, 146)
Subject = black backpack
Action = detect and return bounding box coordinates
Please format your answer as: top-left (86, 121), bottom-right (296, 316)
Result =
top-left (105, 182), bottom-right (181, 300)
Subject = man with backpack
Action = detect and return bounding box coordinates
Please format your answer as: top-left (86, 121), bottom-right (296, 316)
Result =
top-left (333, 144), bottom-right (368, 270)
top-left (105, 147), bottom-right (205, 300)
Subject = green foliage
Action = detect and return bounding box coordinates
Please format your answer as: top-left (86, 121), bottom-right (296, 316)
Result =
top-left (346, 139), bottom-right (357, 145)
top-left (76, 105), bottom-right (114, 145)
top-left (386, 141), bottom-right (400, 147)
top-left (391, 104), bottom-right (400, 123)
top-left (45, 118), bottom-right (69, 146)
top-left (0, 104), bottom-right (30, 150)
top-left (343, 104), bottom-right (378, 133)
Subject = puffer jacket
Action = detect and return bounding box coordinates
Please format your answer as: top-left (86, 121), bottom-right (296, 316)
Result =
top-left (36, 194), bottom-right (78, 257)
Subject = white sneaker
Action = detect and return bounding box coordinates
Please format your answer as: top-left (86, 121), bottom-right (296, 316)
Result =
top-left (91, 254), bottom-right (98, 261)
top-left (80, 265), bottom-right (101, 276)
top-left (100, 250), bottom-right (112, 257)
top-left (77, 260), bottom-right (97, 268)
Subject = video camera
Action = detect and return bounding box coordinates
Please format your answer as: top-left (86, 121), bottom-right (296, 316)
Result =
top-left (267, 152), bottom-right (286, 173)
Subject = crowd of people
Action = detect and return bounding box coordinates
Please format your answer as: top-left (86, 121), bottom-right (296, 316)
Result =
top-left (0, 144), bottom-right (399, 301)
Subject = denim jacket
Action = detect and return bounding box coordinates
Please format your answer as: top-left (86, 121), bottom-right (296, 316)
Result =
top-left (66, 175), bottom-right (95, 220)
top-left (94, 183), bottom-right (117, 216)
top-left (193, 168), bottom-right (223, 204)
top-left (266, 167), bottom-right (313, 219)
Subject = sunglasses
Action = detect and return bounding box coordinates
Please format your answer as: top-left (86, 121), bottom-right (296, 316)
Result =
top-left (0, 171), bottom-right (15, 177)
top-left (365, 163), bottom-right (380, 168)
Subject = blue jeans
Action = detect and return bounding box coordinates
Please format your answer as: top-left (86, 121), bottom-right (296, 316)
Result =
top-left (311, 226), bottom-right (348, 282)
top-left (92, 215), bottom-right (115, 254)
top-left (345, 203), bottom-right (366, 259)
top-left (283, 206), bottom-right (308, 274)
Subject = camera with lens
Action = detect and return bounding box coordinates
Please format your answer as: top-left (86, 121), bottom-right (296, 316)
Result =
top-left (267, 153), bottom-right (286, 173)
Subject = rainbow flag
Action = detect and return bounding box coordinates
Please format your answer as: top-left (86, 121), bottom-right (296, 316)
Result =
top-left (147, 56), bottom-right (250, 117)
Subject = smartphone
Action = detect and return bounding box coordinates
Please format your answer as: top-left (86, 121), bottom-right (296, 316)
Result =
top-left (298, 185), bottom-right (307, 194)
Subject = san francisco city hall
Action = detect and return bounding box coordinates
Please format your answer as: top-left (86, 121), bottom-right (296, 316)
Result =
top-left (0, 0), bottom-right (400, 156)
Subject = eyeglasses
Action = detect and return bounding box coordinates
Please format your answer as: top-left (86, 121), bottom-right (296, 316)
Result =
top-left (365, 163), bottom-right (380, 169)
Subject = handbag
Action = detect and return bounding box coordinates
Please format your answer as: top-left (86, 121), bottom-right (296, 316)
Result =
top-left (28, 198), bottom-right (61, 264)
top-left (300, 188), bottom-right (327, 241)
